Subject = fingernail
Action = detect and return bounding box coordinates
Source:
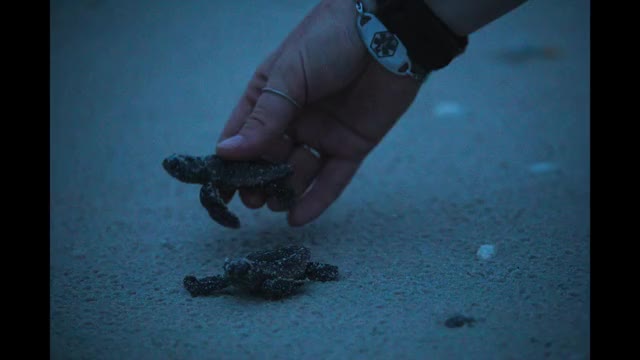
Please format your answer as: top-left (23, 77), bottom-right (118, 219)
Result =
top-left (217, 135), bottom-right (245, 150)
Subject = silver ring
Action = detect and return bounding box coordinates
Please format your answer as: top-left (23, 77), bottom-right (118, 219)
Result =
top-left (302, 143), bottom-right (321, 159)
top-left (262, 87), bottom-right (302, 109)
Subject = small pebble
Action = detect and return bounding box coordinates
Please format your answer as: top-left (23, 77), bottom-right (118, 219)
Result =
top-left (476, 244), bottom-right (496, 260)
top-left (444, 315), bottom-right (476, 328)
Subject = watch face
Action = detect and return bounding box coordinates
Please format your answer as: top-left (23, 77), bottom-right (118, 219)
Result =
top-left (370, 31), bottom-right (399, 58)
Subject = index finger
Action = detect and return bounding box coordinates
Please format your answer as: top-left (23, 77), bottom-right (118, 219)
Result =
top-left (287, 157), bottom-right (361, 226)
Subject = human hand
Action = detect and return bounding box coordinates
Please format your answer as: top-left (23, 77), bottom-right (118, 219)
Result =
top-left (216, 0), bottom-right (422, 226)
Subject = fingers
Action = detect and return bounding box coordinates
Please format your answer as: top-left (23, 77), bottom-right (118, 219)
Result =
top-left (288, 158), bottom-right (360, 226)
top-left (216, 54), bottom-right (306, 160)
top-left (217, 54), bottom-right (277, 145)
top-left (238, 134), bottom-right (294, 209)
top-left (290, 107), bottom-right (374, 160)
top-left (266, 143), bottom-right (323, 212)
top-left (215, 50), bottom-right (305, 208)
top-left (239, 190), bottom-right (267, 209)
top-left (218, 132), bottom-right (295, 207)
top-left (216, 95), bottom-right (296, 158)
top-left (287, 145), bottom-right (323, 197)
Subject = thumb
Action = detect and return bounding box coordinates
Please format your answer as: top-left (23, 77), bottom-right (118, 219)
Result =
top-left (216, 59), bottom-right (305, 159)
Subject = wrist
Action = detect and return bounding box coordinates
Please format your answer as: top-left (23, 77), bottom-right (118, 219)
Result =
top-left (360, 0), bottom-right (378, 13)
top-left (423, 0), bottom-right (528, 36)
top-left (367, 0), bottom-right (469, 71)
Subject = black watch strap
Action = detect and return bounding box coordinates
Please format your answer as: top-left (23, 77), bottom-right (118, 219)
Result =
top-left (375, 0), bottom-right (469, 71)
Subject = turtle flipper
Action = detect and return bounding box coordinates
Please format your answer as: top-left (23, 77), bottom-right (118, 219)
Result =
top-left (162, 154), bottom-right (224, 184)
top-left (199, 182), bottom-right (240, 228)
top-left (305, 262), bottom-right (339, 281)
top-left (163, 153), bottom-right (296, 228)
top-left (260, 278), bottom-right (305, 299)
top-left (183, 275), bottom-right (231, 297)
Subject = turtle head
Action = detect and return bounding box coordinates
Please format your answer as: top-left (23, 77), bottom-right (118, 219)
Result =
top-left (162, 154), bottom-right (209, 184)
top-left (223, 257), bottom-right (253, 280)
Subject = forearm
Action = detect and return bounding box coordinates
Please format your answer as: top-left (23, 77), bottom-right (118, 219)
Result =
top-left (361, 0), bottom-right (527, 36)
top-left (424, 0), bottom-right (527, 35)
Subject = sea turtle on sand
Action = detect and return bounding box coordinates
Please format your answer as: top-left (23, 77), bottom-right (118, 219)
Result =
top-left (183, 245), bottom-right (339, 299)
top-left (162, 154), bottom-right (295, 228)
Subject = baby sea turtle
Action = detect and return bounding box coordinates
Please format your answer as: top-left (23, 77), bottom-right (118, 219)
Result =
top-left (183, 245), bottom-right (339, 299)
top-left (162, 154), bottom-right (295, 228)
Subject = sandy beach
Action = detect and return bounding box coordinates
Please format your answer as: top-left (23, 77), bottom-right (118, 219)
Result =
top-left (50, 1), bottom-right (590, 358)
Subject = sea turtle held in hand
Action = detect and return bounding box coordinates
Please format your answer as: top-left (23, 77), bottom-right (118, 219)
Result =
top-left (183, 245), bottom-right (339, 299)
top-left (162, 154), bottom-right (295, 228)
